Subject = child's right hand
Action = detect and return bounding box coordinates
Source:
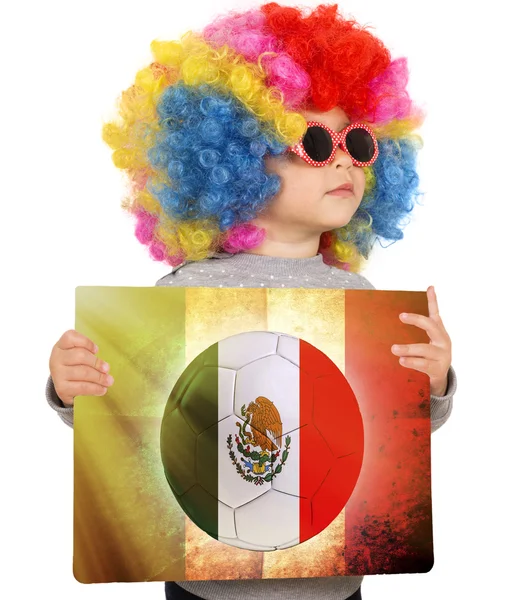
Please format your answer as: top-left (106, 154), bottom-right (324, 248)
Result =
top-left (49, 330), bottom-right (114, 406)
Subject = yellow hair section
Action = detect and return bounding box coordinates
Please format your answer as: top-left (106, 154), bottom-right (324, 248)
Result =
top-left (332, 238), bottom-right (366, 273)
top-left (363, 165), bottom-right (376, 197)
top-left (150, 33), bottom-right (306, 144)
top-left (372, 114), bottom-right (424, 143)
top-left (158, 219), bottom-right (222, 261)
top-left (102, 67), bottom-right (168, 171)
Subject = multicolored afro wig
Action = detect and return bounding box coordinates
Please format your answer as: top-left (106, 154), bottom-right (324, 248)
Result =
top-left (102, 2), bottom-right (425, 272)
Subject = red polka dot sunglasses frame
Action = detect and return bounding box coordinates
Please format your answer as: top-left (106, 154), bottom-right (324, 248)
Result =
top-left (287, 121), bottom-right (379, 168)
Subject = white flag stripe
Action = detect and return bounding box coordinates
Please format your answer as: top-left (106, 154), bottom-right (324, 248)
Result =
top-left (217, 333), bottom-right (301, 547)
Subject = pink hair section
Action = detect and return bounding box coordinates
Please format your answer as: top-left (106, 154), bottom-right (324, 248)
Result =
top-left (134, 208), bottom-right (184, 266)
top-left (135, 208), bottom-right (156, 244)
top-left (202, 8), bottom-right (310, 108)
top-left (367, 57), bottom-right (419, 124)
top-left (222, 223), bottom-right (266, 253)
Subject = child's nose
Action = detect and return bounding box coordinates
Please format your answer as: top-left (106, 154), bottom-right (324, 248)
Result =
top-left (332, 144), bottom-right (353, 167)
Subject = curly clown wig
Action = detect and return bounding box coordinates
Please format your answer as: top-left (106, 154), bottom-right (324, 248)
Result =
top-left (102, 2), bottom-right (425, 272)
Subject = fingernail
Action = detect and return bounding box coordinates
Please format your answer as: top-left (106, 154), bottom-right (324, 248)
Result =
top-left (392, 345), bottom-right (400, 351)
top-left (94, 345), bottom-right (99, 354)
top-left (107, 375), bottom-right (114, 385)
top-left (102, 362), bottom-right (109, 372)
top-left (400, 313), bottom-right (407, 319)
top-left (399, 357), bottom-right (405, 364)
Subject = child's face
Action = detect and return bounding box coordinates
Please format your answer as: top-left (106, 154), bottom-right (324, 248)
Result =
top-left (260, 106), bottom-right (366, 236)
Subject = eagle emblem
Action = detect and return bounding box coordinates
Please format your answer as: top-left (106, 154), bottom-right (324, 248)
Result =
top-left (227, 396), bottom-right (291, 486)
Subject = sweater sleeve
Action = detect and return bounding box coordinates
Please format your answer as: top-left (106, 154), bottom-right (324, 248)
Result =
top-left (430, 364), bottom-right (456, 433)
top-left (46, 374), bottom-right (74, 429)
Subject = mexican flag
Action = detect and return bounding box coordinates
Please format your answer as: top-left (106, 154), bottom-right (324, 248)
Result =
top-left (74, 286), bottom-right (432, 583)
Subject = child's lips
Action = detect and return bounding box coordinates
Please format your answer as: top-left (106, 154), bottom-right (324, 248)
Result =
top-left (326, 187), bottom-right (354, 196)
top-left (327, 182), bottom-right (354, 195)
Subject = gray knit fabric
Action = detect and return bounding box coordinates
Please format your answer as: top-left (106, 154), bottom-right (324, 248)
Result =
top-left (46, 251), bottom-right (456, 600)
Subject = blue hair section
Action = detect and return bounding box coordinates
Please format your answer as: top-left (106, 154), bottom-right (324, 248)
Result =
top-left (349, 136), bottom-right (423, 256)
top-left (146, 83), bottom-right (288, 230)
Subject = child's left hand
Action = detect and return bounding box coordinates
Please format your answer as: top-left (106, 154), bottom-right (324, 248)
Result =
top-left (391, 286), bottom-right (452, 397)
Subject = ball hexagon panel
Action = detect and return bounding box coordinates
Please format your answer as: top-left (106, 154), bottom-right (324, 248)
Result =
top-left (235, 489), bottom-right (300, 549)
top-left (218, 500), bottom-right (236, 539)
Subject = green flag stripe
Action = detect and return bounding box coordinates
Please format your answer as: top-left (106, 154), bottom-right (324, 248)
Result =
top-left (161, 341), bottom-right (220, 539)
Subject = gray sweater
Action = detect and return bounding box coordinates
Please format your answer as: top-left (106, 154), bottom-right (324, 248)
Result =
top-left (46, 251), bottom-right (456, 600)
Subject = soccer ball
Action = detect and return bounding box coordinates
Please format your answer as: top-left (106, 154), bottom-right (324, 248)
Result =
top-left (160, 330), bottom-right (364, 551)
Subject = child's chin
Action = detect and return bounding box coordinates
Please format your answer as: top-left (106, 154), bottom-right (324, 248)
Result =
top-left (321, 210), bottom-right (357, 230)
top-left (323, 198), bottom-right (359, 223)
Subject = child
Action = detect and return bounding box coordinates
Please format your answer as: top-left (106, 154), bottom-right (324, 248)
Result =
top-left (46, 3), bottom-right (456, 599)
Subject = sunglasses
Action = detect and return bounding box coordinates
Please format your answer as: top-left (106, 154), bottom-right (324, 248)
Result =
top-left (287, 121), bottom-right (379, 167)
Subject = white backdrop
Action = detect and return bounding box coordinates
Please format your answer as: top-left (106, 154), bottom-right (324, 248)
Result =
top-left (1, 0), bottom-right (526, 598)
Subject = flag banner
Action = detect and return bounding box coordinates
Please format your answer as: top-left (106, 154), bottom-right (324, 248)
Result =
top-left (73, 287), bottom-right (432, 584)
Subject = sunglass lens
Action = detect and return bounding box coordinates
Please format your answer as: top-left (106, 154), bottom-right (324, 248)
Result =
top-left (302, 126), bottom-right (333, 162)
top-left (345, 128), bottom-right (375, 163)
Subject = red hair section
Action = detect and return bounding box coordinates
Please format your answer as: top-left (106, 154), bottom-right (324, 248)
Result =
top-left (261, 2), bottom-right (392, 119)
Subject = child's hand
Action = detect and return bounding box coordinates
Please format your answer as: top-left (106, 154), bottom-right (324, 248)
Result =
top-left (49, 330), bottom-right (113, 406)
top-left (391, 286), bottom-right (452, 397)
